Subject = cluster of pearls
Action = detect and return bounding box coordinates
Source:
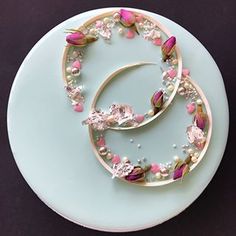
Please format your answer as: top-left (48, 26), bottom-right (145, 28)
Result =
top-left (181, 144), bottom-right (200, 163)
top-left (161, 66), bottom-right (178, 98)
top-left (113, 12), bottom-right (121, 22)
top-left (138, 19), bottom-right (157, 34)
top-left (87, 16), bottom-right (116, 41)
top-left (65, 49), bottom-right (84, 90)
top-left (178, 77), bottom-right (199, 101)
top-left (97, 127), bottom-right (203, 183)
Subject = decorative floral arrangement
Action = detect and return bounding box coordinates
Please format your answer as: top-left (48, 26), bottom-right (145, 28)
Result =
top-left (62, 9), bottom-right (212, 186)
top-left (87, 71), bottom-right (209, 184)
top-left (63, 9), bottom-right (179, 117)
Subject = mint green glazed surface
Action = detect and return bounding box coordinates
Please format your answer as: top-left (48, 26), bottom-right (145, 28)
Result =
top-left (7, 8), bottom-right (228, 232)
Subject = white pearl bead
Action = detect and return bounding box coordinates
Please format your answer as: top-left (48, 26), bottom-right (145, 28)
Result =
top-left (113, 12), bottom-right (120, 22)
top-left (173, 155), bottom-right (180, 162)
top-left (67, 75), bottom-right (72, 80)
top-left (155, 31), bottom-right (161, 38)
top-left (160, 167), bottom-right (169, 177)
top-left (167, 84), bottom-right (174, 92)
top-left (71, 67), bottom-right (80, 77)
top-left (196, 99), bottom-right (203, 105)
top-left (103, 17), bottom-right (110, 24)
top-left (178, 87), bottom-right (185, 96)
top-left (194, 152), bottom-right (199, 158)
top-left (162, 71), bottom-right (167, 78)
top-left (77, 85), bottom-right (84, 93)
top-left (148, 109), bottom-right (154, 117)
top-left (71, 100), bottom-right (77, 105)
top-left (139, 22), bottom-right (144, 28)
top-left (72, 51), bottom-right (78, 57)
top-left (172, 59), bottom-right (178, 65)
top-left (106, 115), bottom-right (115, 124)
top-left (89, 28), bottom-right (96, 35)
top-left (106, 153), bottom-right (113, 160)
top-left (184, 82), bottom-right (190, 89)
top-left (66, 67), bottom-right (72, 73)
top-left (118, 27), bottom-right (124, 35)
top-left (155, 172), bottom-right (162, 180)
top-left (187, 148), bottom-right (194, 155)
top-left (137, 144), bottom-right (141, 149)
top-left (99, 147), bottom-right (108, 156)
top-left (191, 155), bottom-right (198, 163)
top-left (122, 157), bottom-right (129, 163)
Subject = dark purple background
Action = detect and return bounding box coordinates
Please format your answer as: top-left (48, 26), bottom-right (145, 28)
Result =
top-left (0, 0), bottom-right (235, 235)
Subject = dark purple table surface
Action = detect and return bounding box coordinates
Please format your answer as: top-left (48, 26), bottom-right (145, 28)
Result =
top-left (0, 0), bottom-right (235, 235)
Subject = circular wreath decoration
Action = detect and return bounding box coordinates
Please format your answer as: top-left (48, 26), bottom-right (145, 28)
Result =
top-left (62, 9), bottom-right (212, 186)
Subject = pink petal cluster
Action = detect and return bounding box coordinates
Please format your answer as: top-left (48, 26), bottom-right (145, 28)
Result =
top-left (65, 86), bottom-right (84, 104)
top-left (83, 110), bottom-right (109, 131)
top-left (186, 102), bottom-right (196, 114)
top-left (112, 161), bottom-right (134, 179)
top-left (186, 125), bottom-right (206, 149)
top-left (112, 154), bottom-right (121, 164)
top-left (109, 104), bottom-right (134, 125)
top-left (96, 137), bottom-right (106, 147)
top-left (150, 163), bottom-right (160, 174)
top-left (72, 60), bottom-right (81, 69)
top-left (73, 103), bottom-right (84, 112)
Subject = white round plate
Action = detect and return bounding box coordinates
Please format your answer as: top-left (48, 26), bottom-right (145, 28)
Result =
top-left (7, 8), bottom-right (229, 232)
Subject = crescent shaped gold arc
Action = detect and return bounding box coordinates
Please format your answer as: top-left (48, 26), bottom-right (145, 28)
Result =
top-left (90, 61), bottom-right (181, 131)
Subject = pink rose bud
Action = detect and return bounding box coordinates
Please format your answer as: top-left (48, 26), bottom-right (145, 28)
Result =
top-left (125, 166), bottom-right (145, 182)
top-left (66, 31), bottom-right (97, 46)
top-left (173, 163), bottom-right (188, 180)
top-left (151, 90), bottom-right (164, 109)
top-left (161, 36), bottom-right (176, 61)
top-left (66, 31), bottom-right (86, 46)
top-left (119, 9), bottom-right (136, 27)
top-left (194, 105), bottom-right (207, 130)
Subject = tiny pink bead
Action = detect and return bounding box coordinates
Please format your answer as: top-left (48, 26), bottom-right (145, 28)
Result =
top-left (150, 163), bottom-right (160, 174)
top-left (96, 137), bottom-right (106, 147)
top-left (167, 69), bottom-right (177, 79)
top-left (73, 103), bottom-right (84, 112)
top-left (182, 68), bottom-right (190, 77)
top-left (186, 102), bottom-right (196, 114)
top-left (72, 60), bottom-right (81, 69)
top-left (126, 29), bottom-right (135, 39)
top-left (135, 14), bottom-right (144, 23)
top-left (152, 38), bottom-right (162, 46)
top-left (95, 20), bottom-right (103, 28)
top-left (134, 114), bottom-right (145, 123)
top-left (112, 154), bottom-right (121, 164)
